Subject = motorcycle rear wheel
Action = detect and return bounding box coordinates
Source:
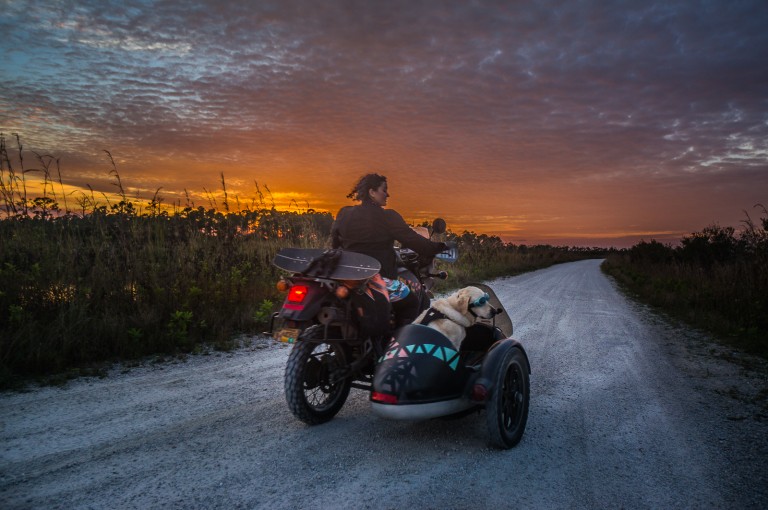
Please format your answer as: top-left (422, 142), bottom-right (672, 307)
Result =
top-left (284, 325), bottom-right (352, 425)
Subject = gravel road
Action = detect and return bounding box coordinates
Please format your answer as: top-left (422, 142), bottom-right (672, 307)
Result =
top-left (2, 259), bottom-right (767, 509)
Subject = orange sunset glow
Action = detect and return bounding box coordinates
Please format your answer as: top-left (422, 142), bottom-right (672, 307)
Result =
top-left (2, 1), bottom-right (767, 248)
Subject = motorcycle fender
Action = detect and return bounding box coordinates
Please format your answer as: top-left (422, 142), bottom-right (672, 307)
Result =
top-left (278, 284), bottom-right (330, 322)
top-left (474, 339), bottom-right (531, 398)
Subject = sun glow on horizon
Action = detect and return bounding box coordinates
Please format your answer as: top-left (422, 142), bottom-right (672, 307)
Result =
top-left (6, 170), bottom-right (691, 249)
top-left (2, 1), bottom-right (766, 250)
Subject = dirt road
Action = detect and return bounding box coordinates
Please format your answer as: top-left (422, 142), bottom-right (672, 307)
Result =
top-left (2, 259), bottom-right (766, 509)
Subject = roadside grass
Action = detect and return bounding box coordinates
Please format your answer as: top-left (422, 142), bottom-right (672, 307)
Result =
top-left (434, 235), bottom-right (604, 291)
top-left (0, 207), bottom-right (603, 389)
top-left (0, 136), bottom-right (607, 388)
top-left (0, 205), bottom-right (333, 387)
top-left (6, 134), bottom-right (764, 389)
top-left (601, 208), bottom-right (768, 359)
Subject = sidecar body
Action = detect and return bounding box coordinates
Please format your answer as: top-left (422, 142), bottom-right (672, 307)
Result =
top-left (369, 283), bottom-right (531, 449)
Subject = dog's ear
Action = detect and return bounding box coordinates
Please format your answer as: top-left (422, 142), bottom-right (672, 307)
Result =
top-left (455, 288), bottom-right (472, 312)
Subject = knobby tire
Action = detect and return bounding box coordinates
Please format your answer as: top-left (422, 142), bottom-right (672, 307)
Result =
top-left (284, 325), bottom-right (352, 425)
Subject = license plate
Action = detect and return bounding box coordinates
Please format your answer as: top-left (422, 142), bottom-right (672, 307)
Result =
top-left (275, 328), bottom-right (302, 343)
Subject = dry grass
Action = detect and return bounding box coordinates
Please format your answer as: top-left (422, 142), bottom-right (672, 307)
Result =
top-left (602, 211), bottom-right (768, 358)
top-left (0, 134), bottom-right (605, 387)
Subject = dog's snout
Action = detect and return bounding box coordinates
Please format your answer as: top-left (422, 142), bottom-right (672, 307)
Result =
top-left (493, 307), bottom-right (503, 316)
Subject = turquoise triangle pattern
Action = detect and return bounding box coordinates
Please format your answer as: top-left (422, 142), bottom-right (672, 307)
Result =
top-left (379, 342), bottom-right (461, 371)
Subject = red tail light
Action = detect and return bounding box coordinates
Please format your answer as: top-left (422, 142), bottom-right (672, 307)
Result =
top-left (471, 383), bottom-right (488, 402)
top-left (371, 392), bottom-right (398, 404)
top-left (287, 285), bottom-right (308, 303)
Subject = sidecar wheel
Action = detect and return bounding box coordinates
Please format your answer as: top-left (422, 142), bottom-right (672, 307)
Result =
top-left (284, 326), bottom-right (351, 425)
top-left (486, 346), bottom-right (530, 449)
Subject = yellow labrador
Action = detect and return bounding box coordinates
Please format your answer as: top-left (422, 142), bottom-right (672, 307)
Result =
top-left (413, 286), bottom-right (498, 350)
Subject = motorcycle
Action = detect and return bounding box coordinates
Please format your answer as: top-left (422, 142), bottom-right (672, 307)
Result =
top-left (270, 219), bottom-right (530, 449)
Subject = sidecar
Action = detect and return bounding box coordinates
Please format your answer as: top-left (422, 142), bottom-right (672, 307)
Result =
top-left (370, 283), bottom-right (531, 449)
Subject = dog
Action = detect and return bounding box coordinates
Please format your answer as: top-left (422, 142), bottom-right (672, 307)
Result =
top-left (413, 286), bottom-right (498, 350)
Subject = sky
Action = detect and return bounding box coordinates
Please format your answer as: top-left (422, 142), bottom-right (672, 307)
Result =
top-left (1, 0), bottom-right (767, 247)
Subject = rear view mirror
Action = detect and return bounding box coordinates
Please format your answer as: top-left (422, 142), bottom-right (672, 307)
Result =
top-left (435, 245), bottom-right (458, 263)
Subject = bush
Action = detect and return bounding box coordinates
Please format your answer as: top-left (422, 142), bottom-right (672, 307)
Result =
top-left (602, 205), bottom-right (768, 357)
top-left (0, 205), bottom-right (335, 382)
top-left (0, 135), bottom-right (606, 386)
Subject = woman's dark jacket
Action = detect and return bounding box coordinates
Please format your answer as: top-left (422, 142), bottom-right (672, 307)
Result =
top-left (331, 201), bottom-right (445, 279)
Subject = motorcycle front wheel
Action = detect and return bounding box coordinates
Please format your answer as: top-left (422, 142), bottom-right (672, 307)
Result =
top-left (284, 325), bottom-right (352, 425)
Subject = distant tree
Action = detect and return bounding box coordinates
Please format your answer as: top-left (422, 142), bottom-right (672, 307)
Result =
top-left (629, 240), bottom-right (674, 265)
top-left (679, 224), bottom-right (737, 266)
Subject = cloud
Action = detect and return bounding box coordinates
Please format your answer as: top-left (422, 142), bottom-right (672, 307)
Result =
top-left (1, 0), bottom-right (767, 243)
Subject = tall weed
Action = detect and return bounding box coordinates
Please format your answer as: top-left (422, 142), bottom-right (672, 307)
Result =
top-left (0, 135), bottom-right (605, 386)
top-left (602, 206), bottom-right (768, 357)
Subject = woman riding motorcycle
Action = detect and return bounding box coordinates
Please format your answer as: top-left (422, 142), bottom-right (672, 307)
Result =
top-left (331, 173), bottom-right (447, 333)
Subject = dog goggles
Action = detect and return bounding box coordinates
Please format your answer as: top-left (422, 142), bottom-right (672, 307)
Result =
top-left (470, 293), bottom-right (491, 308)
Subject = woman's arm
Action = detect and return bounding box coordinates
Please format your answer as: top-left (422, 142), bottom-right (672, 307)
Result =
top-left (383, 209), bottom-right (446, 256)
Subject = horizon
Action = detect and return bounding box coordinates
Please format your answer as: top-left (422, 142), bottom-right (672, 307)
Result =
top-left (1, 145), bottom-right (746, 250)
top-left (2, 1), bottom-right (767, 250)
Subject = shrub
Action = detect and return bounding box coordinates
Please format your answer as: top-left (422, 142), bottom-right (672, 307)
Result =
top-left (603, 205), bottom-right (768, 357)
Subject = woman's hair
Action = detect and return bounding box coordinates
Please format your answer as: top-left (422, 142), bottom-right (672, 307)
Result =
top-left (347, 173), bottom-right (387, 202)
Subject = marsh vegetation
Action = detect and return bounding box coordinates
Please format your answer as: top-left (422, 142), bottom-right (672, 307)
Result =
top-left (602, 206), bottom-right (768, 358)
top-left (0, 135), bottom-right (602, 386)
top-left (5, 134), bottom-right (762, 387)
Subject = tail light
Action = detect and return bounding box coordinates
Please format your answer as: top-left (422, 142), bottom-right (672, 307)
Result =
top-left (471, 383), bottom-right (488, 402)
top-left (371, 392), bottom-right (398, 404)
top-left (287, 285), bottom-right (308, 303)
